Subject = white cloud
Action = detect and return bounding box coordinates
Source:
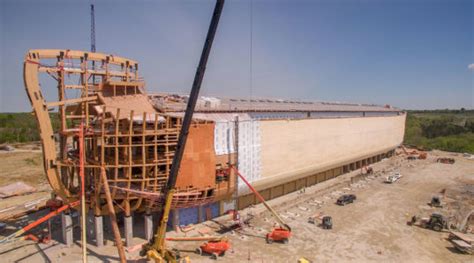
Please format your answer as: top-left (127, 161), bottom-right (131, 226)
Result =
top-left (468, 64), bottom-right (474, 70)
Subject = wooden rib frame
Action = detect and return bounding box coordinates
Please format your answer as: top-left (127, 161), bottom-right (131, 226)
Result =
top-left (24, 49), bottom-right (231, 216)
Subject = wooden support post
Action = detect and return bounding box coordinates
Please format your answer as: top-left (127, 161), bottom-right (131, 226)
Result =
top-left (100, 168), bottom-right (126, 263)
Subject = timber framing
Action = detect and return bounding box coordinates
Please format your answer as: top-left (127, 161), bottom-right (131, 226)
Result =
top-left (24, 49), bottom-right (230, 216)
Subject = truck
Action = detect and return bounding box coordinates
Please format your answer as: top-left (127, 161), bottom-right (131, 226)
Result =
top-left (385, 172), bottom-right (402, 183)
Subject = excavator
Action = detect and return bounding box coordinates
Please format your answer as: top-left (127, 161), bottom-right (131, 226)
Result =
top-left (140, 0), bottom-right (225, 262)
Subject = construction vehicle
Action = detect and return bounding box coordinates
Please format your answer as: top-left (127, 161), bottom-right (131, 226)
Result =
top-left (165, 236), bottom-right (231, 260)
top-left (231, 166), bottom-right (292, 244)
top-left (425, 213), bottom-right (448, 231)
top-left (401, 145), bottom-right (427, 160)
top-left (140, 1), bottom-right (225, 262)
top-left (437, 157), bottom-right (455, 164)
top-left (308, 212), bottom-right (332, 229)
top-left (297, 258), bottom-right (313, 263)
top-left (196, 238), bottom-right (231, 259)
top-left (418, 152), bottom-right (427, 159)
top-left (429, 195), bottom-right (443, 208)
top-left (409, 212), bottom-right (448, 232)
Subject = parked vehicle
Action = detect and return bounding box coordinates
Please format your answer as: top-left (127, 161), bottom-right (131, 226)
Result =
top-left (336, 194), bottom-right (356, 206)
top-left (308, 213), bottom-right (332, 229)
top-left (437, 157), bottom-right (455, 164)
top-left (385, 172), bottom-right (402, 183)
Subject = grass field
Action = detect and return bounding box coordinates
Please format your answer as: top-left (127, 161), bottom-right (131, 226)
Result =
top-left (1, 110), bottom-right (473, 153)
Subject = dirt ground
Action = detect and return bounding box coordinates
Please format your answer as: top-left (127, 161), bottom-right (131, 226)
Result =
top-left (0, 148), bottom-right (472, 262)
top-left (0, 148), bottom-right (48, 187)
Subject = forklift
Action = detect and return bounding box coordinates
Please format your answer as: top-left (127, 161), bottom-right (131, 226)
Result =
top-left (140, 1), bottom-right (225, 262)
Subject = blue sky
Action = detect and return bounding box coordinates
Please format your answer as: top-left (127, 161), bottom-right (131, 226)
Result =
top-left (1, 0), bottom-right (472, 112)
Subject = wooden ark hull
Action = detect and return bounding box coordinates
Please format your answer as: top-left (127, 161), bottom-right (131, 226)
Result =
top-left (23, 49), bottom-right (234, 217)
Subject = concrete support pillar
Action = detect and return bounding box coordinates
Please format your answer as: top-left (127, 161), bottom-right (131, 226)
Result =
top-left (61, 212), bottom-right (73, 247)
top-left (198, 206), bottom-right (203, 223)
top-left (94, 216), bottom-right (104, 247)
top-left (87, 212), bottom-right (95, 240)
top-left (144, 214), bottom-right (153, 241)
top-left (171, 209), bottom-right (179, 231)
top-left (124, 215), bottom-right (133, 247)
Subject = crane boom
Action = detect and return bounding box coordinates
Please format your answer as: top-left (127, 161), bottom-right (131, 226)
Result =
top-left (231, 166), bottom-right (291, 231)
top-left (90, 4), bottom-right (96, 52)
top-left (142, 1), bottom-right (225, 261)
top-left (166, 0), bottom-right (224, 191)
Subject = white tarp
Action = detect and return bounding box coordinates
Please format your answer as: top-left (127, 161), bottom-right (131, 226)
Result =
top-left (214, 121), bottom-right (236, 155)
top-left (236, 120), bottom-right (261, 193)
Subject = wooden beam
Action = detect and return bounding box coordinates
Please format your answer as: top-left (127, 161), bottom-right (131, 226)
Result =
top-left (45, 96), bottom-right (97, 108)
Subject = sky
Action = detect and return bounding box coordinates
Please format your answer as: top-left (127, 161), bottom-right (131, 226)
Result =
top-left (0, 0), bottom-right (473, 112)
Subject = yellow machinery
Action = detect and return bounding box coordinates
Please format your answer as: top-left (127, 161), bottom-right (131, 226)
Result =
top-left (140, 1), bottom-right (224, 262)
top-left (141, 189), bottom-right (187, 262)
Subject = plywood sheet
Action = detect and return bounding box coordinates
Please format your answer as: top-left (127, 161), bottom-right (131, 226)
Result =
top-left (99, 94), bottom-right (157, 117)
top-left (176, 123), bottom-right (216, 190)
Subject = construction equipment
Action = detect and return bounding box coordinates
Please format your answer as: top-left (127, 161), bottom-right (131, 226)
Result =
top-left (140, 1), bottom-right (224, 262)
top-left (429, 195), bottom-right (443, 208)
top-left (418, 152), bottom-right (427, 159)
top-left (410, 212), bottom-right (448, 232)
top-left (401, 145), bottom-right (427, 160)
top-left (90, 4), bottom-right (96, 53)
top-left (230, 166), bottom-right (292, 244)
top-left (425, 212), bottom-right (448, 231)
top-left (437, 157), bottom-right (455, 164)
top-left (448, 231), bottom-right (474, 254)
top-left (308, 212), bottom-right (332, 229)
top-left (164, 236), bottom-right (231, 260)
top-left (0, 200), bottom-right (79, 244)
top-left (195, 237), bottom-right (230, 259)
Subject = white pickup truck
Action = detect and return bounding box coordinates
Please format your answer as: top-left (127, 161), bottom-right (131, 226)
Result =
top-left (385, 172), bottom-right (402, 183)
